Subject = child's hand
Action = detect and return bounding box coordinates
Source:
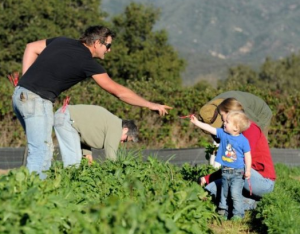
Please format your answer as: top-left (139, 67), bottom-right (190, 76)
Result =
top-left (190, 114), bottom-right (198, 124)
top-left (244, 170), bottom-right (251, 179)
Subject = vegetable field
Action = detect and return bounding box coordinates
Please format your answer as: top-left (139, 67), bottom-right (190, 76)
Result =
top-left (0, 152), bottom-right (299, 234)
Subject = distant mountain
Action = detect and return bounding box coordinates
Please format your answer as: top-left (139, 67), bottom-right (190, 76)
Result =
top-left (101, 0), bottom-right (300, 86)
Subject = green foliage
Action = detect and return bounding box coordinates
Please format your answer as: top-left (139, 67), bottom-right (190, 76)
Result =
top-left (204, 144), bottom-right (219, 161)
top-left (254, 164), bottom-right (300, 234)
top-left (0, 154), bottom-right (217, 233)
top-left (2, 155), bottom-right (300, 233)
top-left (180, 163), bottom-right (217, 182)
top-left (220, 54), bottom-right (300, 95)
top-left (259, 55), bottom-right (300, 94)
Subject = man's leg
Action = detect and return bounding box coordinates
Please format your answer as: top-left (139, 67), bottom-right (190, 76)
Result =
top-left (12, 86), bottom-right (54, 179)
top-left (54, 108), bottom-right (82, 167)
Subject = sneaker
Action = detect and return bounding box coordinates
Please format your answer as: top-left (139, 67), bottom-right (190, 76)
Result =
top-left (217, 209), bottom-right (228, 221)
top-left (217, 209), bottom-right (226, 216)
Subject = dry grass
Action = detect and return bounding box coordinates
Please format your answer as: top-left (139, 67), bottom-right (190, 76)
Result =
top-left (209, 212), bottom-right (261, 234)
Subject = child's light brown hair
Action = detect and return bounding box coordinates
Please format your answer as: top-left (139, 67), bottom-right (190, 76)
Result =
top-left (227, 110), bottom-right (250, 133)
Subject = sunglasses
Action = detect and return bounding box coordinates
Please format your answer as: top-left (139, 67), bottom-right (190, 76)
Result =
top-left (102, 42), bottom-right (111, 50)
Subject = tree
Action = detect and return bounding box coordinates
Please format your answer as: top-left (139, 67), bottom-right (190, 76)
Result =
top-left (218, 64), bottom-right (259, 89)
top-left (259, 55), bottom-right (300, 94)
top-left (103, 3), bottom-right (185, 85)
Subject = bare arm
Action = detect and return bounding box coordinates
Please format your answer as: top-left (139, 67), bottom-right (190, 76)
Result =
top-left (190, 115), bottom-right (217, 135)
top-left (244, 151), bottom-right (252, 179)
top-left (22, 39), bottom-right (47, 75)
top-left (92, 73), bottom-right (172, 116)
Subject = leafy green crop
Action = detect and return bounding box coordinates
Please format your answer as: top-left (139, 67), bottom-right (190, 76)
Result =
top-left (0, 152), bottom-right (218, 233)
top-left (253, 164), bottom-right (300, 234)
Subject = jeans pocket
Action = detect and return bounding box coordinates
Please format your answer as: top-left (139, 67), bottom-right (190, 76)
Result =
top-left (54, 112), bottom-right (65, 127)
top-left (20, 91), bottom-right (39, 117)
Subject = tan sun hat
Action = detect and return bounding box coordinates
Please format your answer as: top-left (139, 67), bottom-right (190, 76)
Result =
top-left (199, 98), bottom-right (224, 128)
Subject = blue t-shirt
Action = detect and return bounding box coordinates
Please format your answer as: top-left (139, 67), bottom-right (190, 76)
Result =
top-left (215, 128), bottom-right (250, 169)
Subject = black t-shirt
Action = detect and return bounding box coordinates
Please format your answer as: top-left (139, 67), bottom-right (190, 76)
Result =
top-left (18, 37), bottom-right (106, 102)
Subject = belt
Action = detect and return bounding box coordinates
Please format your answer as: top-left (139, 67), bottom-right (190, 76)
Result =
top-left (222, 167), bottom-right (244, 174)
top-left (222, 166), bottom-right (234, 170)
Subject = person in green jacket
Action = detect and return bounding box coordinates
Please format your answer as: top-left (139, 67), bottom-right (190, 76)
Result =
top-left (54, 105), bottom-right (138, 167)
top-left (199, 91), bottom-right (272, 137)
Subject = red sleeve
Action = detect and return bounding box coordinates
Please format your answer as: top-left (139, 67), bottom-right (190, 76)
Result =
top-left (242, 122), bottom-right (261, 151)
top-left (204, 169), bottom-right (222, 184)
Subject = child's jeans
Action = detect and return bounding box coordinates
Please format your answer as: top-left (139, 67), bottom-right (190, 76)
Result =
top-left (219, 167), bottom-right (245, 218)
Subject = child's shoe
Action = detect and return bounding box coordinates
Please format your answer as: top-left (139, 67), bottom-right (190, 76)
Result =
top-left (217, 209), bottom-right (226, 216)
top-left (217, 209), bottom-right (227, 221)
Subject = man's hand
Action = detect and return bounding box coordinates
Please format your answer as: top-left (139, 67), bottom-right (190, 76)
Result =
top-left (83, 155), bottom-right (93, 165)
top-left (149, 103), bottom-right (173, 116)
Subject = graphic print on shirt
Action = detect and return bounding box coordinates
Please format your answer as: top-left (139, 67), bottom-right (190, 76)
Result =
top-left (222, 141), bottom-right (237, 163)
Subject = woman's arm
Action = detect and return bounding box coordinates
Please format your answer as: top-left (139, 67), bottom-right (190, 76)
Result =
top-left (200, 169), bottom-right (222, 186)
top-left (243, 122), bottom-right (261, 151)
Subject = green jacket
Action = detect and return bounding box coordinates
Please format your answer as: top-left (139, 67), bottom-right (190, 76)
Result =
top-left (214, 91), bottom-right (272, 130)
top-left (68, 105), bottom-right (122, 160)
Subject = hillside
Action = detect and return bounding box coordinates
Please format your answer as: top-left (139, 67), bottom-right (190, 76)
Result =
top-left (101, 0), bottom-right (300, 85)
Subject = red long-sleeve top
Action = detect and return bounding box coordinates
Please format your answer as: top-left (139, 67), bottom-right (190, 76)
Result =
top-left (204, 122), bottom-right (276, 184)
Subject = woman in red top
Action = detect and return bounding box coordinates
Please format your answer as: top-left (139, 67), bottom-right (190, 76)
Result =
top-left (199, 97), bottom-right (276, 210)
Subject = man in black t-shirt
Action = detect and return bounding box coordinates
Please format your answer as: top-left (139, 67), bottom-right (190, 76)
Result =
top-left (12, 25), bottom-right (172, 179)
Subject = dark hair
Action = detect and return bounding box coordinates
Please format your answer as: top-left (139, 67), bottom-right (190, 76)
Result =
top-left (122, 120), bottom-right (138, 142)
top-left (79, 25), bottom-right (115, 45)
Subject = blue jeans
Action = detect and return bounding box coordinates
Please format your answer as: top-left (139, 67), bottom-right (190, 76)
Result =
top-left (54, 107), bottom-right (82, 167)
top-left (206, 168), bottom-right (275, 211)
top-left (12, 86), bottom-right (54, 179)
top-left (219, 168), bottom-right (245, 218)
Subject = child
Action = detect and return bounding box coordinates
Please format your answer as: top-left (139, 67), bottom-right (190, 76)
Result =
top-left (190, 110), bottom-right (251, 220)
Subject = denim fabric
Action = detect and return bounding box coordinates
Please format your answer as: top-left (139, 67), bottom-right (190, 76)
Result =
top-left (219, 168), bottom-right (245, 218)
top-left (205, 168), bottom-right (275, 211)
top-left (54, 107), bottom-right (82, 167)
top-left (12, 86), bottom-right (54, 179)
top-left (244, 168), bottom-right (275, 197)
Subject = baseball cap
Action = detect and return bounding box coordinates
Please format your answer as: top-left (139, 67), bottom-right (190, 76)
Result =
top-left (199, 98), bottom-right (224, 128)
